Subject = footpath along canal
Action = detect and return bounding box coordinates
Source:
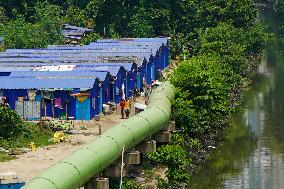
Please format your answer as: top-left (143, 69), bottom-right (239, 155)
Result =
top-left (188, 11), bottom-right (284, 189)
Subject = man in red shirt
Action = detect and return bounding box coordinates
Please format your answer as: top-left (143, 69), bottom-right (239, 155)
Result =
top-left (119, 99), bottom-right (126, 119)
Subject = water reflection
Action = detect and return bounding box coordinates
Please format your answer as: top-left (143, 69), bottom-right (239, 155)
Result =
top-left (189, 31), bottom-right (284, 189)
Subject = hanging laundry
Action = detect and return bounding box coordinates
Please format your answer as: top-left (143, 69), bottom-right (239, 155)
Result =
top-left (41, 100), bottom-right (46, 109)
top-left (116, 87), bottom-right (120, 95)
top-left (44, 98), bottom-right (52, 103)
top-left (93, 98), bottom-right (96, 109)
top-left (43, 91), bottom-right (52, 103)
top-left (54, 98), bottom-right (62, 109)
top-left (35, 95), bottom-right (42, 102)
top-left (121, 84), bottom-right (125, 100)
top-left (0, 97), bottom-right (3, 105)
top-left (18, 97), bottom-right (24, 102)
top-left (1, 97), bottom-right (8, 107)
top-left (73, 93), bottom-right (90, 103)
top-left (28, 90), bottom-right (36, 101)
top-left (43, 91), bottom-right (52, 99)
top-left (77, 95), bottom-right (88, 103)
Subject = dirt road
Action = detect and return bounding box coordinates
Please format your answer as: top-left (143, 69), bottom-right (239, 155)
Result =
top-left (0, 99), bottom-right (143, 181)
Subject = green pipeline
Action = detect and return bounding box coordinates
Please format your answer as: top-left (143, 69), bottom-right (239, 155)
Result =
top-left (22, 81), bottom-right (175, 189)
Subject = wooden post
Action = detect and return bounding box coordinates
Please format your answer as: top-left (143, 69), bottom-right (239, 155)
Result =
top-left (66, 102), bottom-right (68, 120)
top-left (44, 103), bottom-right (47, 117)
top-left (99, 123), bottom-right (102, 136)
top-left (51, 99), bottom-right (55, 118)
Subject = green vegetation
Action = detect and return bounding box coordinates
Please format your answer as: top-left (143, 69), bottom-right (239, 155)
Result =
top-left (0, 106), bottom-right (52, 162)
top-left (144, 1), bottom-right (269, 188)
top-left (109, 178), bottom-right (142, 189)
top-left (0, 152), bottom-right (17, 162)
top-left (0, 0), bottom-right (271, 187)
top-left (0, 2), bottom-right (64, 48)
top-left (0, 0), bottom-right (264, 54)
top-left (0, 106), bottom-right (26, 139)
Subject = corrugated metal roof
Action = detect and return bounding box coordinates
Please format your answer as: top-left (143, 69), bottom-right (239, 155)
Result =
top-left (63, 24), bottom-right (94, 32)
top-left (0, 77), bottom-right (98, 89)
top-left (0, 54), bottom-right (147, 64)
top-left (0, 38), bottom-right (165, 90)
top-left (0, 62), bottom-right (134, 67)
top-left (7, 71), bottom-right (107, 80)
top-left (62, 24), bottom-right (94, 39)
top-left (4, 49), bottom-right (154, 54)
top-left (96, 38), bottom-right (168, 44)
top-left (0, 63), bottom-right (134, 73)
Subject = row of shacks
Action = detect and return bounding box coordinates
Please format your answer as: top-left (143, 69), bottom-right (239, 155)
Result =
top-left (0, 38), bottom-right (169, 120)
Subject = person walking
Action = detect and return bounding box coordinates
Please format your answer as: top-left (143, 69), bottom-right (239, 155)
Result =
top-left (119, 99), bottom-right (126, 119)
top-left (125, 98), bottom-right (131, 119)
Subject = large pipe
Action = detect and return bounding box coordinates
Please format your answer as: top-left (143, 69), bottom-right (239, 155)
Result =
top-left (22, 81), bottom-right (175, 189)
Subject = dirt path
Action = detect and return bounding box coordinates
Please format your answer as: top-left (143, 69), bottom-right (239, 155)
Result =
top-left (0, 98), bottom-right (145, 182)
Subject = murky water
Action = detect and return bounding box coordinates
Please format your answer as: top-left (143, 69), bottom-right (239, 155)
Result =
top-left (189, 13), bottom-right (284, 189)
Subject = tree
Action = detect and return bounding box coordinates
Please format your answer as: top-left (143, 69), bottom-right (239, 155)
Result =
top-left (0, 6), bottom-right (8, 23)
top-left (129, 7), bottom-right (154, 37)
top-left (0, 15), bottom-right (49, 48)
top-left (81, 32), bottom-right (101, 45)
top-left (65, 5), bottom-right (88, 27)
top-left (170, 54), bottom-right (232, 137)
top-left (34, 1), bottom-right (64, 45)
top-left (198, 22), bottom-right (267, 76)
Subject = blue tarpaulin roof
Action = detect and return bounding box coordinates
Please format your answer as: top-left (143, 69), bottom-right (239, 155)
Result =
top-left (7, 71), bottom-right (107, 80)
top-left (0, 38), bottom-right (166, 90)
top-left (0, 77), bottom-right (98, 89)
top-left (0, 63), bottom-right (134, 73)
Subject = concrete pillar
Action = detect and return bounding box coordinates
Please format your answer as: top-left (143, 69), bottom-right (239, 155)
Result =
top-left (103, 163), bottom-right (126, 178)
top-left (84, 177), bottom-right (109, 189)
top-left (136, 140), bottom-right (156, 154)
top-left (167, 121), bottom-right (176, 132)
top-left (96, 178), bottom-right (109, 189)
top-left (124, 151), bottom-right (140, 165)
top-left (84, 178), bottom-right (96, 189)
top-left (162, 121), bottom-right (176, 132)
top-left (154, 131), bottom-right (171, 143)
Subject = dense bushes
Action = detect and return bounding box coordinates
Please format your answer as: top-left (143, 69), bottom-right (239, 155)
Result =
top-left (0, 106), bottom-right (25, 139)
top-left (0, 105), bottom-right (52, 152)
top-left (147, 2), bottom-right (268, 188)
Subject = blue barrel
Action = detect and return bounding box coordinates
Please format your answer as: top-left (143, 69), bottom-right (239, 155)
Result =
top-left (0, 183), bottom-right (25, 189)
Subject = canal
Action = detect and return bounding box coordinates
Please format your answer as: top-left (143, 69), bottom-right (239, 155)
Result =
top-left (188, 11), bottom-right (284, 189)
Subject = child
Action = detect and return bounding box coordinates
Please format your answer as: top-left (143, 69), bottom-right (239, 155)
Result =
top-left (125, 98), bottom-right (131, 119)
top-left (119, 99), bottom-right (126, 119)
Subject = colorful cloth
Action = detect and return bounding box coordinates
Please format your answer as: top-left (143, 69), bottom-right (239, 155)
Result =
top-left (125, 100), bottom-right (131, 110)
top-left (77, 95), bottom-right (88, 103)
top-left (28, 90), bottom-right (36, 101)
top-left (120, 101), bottom-right (125, 109)
top-left (18, 97), bottom-right (24, 102)
top-left (35, 95), bottom-right (42, 102)
top-left (54, 98), bottom-right (62, 108)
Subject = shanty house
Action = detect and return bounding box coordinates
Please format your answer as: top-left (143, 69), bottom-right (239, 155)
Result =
top-left (62, 24), bottom-right (94, 44)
